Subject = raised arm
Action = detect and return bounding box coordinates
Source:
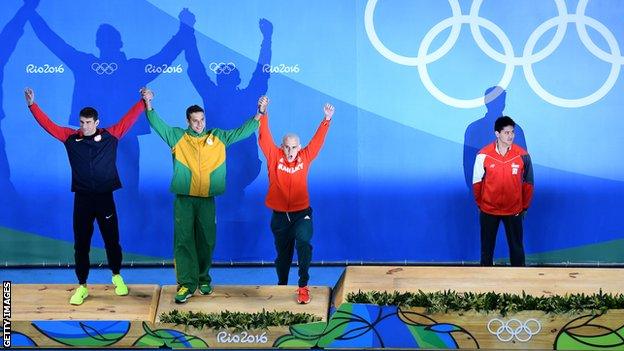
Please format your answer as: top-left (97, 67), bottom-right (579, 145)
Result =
top-left (0, 1), bottom-right (36, 64)
top-left (25, 88), bottom-right (74, 142)
top-left (184, 22), bottom-right (215, 99)
top-left (218, 96), bottom-right (266, 147)
top-left (301, 103), bottom-right (333, 161)
top-left (107, 88), bottom-right (147, 139)
top-left (29, 10), bottom-right (88, 65)
top-left (142, 89), bottom-right (182, 148)
top-left (256, 96), bottom-right (277, 157)
top-left (245, 18), bottom-right (273, 92)
top-left (142, 8), bottom-right (195, 68)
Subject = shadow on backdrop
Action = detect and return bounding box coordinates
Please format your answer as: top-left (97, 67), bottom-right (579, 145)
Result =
top-left (28, 6), bottom-right (194, 246)
top-left (463, 86), bottom-right (527, 189)
top-left (0, 1), bottom-right (36, 226)
top-left (185, 16), bottom-right (272, 243)
top-left (462, 86), bottom-right (528, 263)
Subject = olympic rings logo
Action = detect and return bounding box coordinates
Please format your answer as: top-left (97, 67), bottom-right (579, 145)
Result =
top-left (91, 62), bottom-right (118, 75)
top-left (209, 62), bottom-right (236, 75)
top-left (365, 0), bottom-right (622, 108)
top-left (487, 318), bottom-right (541, 342)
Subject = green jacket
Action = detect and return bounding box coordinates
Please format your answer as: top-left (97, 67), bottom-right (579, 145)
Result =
top-left (146, 109), bottom-right (259, 197)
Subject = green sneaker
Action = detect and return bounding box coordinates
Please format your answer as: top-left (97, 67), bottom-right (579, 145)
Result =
top-left (69, 285), bottom-right (89, 305)
top-left (198, 284), bottom-right (213, 295)
top-left (174, 286), bottom-right (192, 304)
top-left (112, 274), bottom-right (129, 296)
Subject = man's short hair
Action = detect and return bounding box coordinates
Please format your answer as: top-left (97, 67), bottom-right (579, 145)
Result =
top-left (186, 105), bottom-right (204, 120)
top-left (282, 133), bottom-right (300, 146)
top-left (79, 107), bottom-right (98, 121)
top-left (494, 116), bottom-right (515, 132)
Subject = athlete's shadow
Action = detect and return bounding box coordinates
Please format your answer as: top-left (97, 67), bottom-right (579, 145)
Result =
top-left (0, 1), bottom-right (36, 225)
top-left (463, 86), bottom-right (527, 189)
top-left (184, 17), bottom-right (273, 239)
top-left (28, 7), bottom-right (195, 239)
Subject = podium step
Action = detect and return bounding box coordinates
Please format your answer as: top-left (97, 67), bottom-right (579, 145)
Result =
top-left (156, 285), bottom-right (330, 321)
top-left (12, 284), bottom-right (160, 321)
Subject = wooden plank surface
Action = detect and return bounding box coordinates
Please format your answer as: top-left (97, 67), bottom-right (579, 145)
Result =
top-left (334, 266), bottom-right (624, 306)
top-left (12, 284), bottom-right (160, 321)
top-left (156, 285), bottom-right (330, 321)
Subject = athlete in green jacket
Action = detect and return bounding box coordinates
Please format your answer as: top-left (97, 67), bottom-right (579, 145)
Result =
top-left (142, 89), bottom-right (262, 303)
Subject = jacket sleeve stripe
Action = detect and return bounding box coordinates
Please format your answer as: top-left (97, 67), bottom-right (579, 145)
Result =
top-left (472, 153), bottom-right (486, 185)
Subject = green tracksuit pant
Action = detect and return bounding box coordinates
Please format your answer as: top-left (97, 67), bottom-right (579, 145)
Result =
top-left (174, 195), bottom-right (216, 292)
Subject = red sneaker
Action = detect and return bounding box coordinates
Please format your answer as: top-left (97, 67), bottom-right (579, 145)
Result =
top-left (297, 286), bottom-right (311, 304)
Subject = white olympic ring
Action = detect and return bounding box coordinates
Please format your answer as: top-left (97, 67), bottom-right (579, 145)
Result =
top-left (209, 62), bottom-right (236, 75)
top-left (487, 318), bottom-right (541, 343)
top-left (91, 62), bottom-right (118, 75)
top-left (365, 0), bottom-right (623, 108)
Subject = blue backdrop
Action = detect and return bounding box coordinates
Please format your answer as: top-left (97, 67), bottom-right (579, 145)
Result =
top-left (0, 0), bottom-right (622, 265)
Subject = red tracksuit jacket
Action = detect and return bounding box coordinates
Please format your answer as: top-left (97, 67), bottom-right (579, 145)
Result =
top-left (472, 142), bottom-right (534, 216)
top-left (258, 114), bottom-right (330, 212)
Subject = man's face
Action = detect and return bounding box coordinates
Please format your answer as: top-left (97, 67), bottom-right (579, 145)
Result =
top-left (187, 112), bottom-right (205, 134)
top-left (281, 136), bottom-right (301, 162)
top-left (79, 116), bottom-right (99, 136)
top-left (495, 125), bottom-right (515, 146)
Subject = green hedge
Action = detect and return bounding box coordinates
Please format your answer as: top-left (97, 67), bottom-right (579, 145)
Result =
top-left (159, 309), bottom-right (322, 331)
top-left (346, 290), bottom-right (624, 316)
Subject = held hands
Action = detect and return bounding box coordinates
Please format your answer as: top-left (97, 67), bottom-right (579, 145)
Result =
top-left (24, 87), bottom-right (35, 106)
top-left (140, 87), bottom-right (154, 109)
top-left (257, 95), bottom-right (269, 114)
top-left (255, 95), bottom-right (269, 121)
top-left (178, 8), bottom-right (196, 29)
top-left (323, 103), bottom-right (335, 121)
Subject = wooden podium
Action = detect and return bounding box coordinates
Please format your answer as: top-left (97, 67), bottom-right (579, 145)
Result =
top-left (11, 284), bottom-right (160, 348)
top-left (157, 285), bottom-right (330, 321)
top-left (9, 283), bottom-right (331, 349)
top-left (331, 266), bottom-right (624, 307)
top-left (321, 266), bottom-right (624, 350)
top-left (7, 267), bottom-right (624, 349)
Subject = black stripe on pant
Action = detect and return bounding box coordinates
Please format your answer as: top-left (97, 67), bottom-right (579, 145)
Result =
top-left (270, 207), bottom-right (313, 287)
top-left (480, 211), bottom-right (525, 267)
top-left (73, 192), bottom-right (122, 284)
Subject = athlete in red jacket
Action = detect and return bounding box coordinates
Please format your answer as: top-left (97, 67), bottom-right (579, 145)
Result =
top-left (257, 96), bottom-right (334, 304)
top-left (472, 116), bottom-right (534, 266)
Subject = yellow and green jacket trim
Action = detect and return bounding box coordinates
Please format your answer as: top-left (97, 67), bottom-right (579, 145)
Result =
top-left (146, 109), bottom-right (259, 197)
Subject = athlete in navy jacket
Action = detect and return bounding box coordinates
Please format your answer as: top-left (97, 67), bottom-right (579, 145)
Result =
top-left (25, 87), bottom-right (146, 305)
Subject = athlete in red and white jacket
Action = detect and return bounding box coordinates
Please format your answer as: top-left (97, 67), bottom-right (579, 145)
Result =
top-left (257, 96), bottom-right (333, 305)
top-left (472, 116), bottom-right (533, 266)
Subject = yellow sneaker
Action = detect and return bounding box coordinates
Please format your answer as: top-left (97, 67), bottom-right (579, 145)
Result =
top-left (175, 286), bottom-right (192, 304)
top-left (112, 274), bottom-right (128, 296)
top-left (69, 285), bottom-right (89, 305)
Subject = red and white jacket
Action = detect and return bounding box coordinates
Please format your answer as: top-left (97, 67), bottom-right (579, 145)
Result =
top-left (472, 142), bottom-right (534, 216)
top-left (258, 114), bottom-right (330, 212)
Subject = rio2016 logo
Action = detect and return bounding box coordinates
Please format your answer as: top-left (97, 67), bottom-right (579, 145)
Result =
top-left (144, 64), bottom-right (183, 74)
top-left (25, 64), bottom-right (64, 74)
